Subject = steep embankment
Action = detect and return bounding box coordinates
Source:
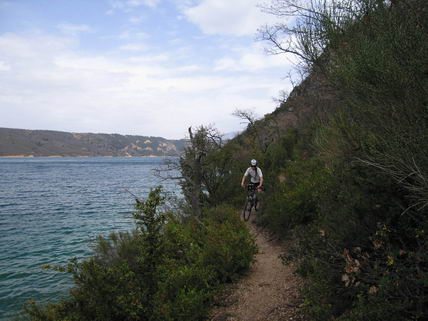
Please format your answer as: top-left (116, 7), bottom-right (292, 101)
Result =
top-left (0, 127), bottom-right (186, 157)
top-left (209, 218), bottom-right (305, 321)
top-left (220, 1), bottom-right (428, 320)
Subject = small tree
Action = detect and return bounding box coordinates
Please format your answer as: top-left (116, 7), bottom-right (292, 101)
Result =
top-left (258, 0), bottom-right (391, 72)
top-left (232, 108), bottom-right (259, 127)
top-left (179, 125), bottom-right (230, 216)
top-left (133, 186), bottom-right (166, 318)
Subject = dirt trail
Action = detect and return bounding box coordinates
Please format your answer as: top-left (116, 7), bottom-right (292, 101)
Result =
top-left (209, 216), bottom-right (305, 321)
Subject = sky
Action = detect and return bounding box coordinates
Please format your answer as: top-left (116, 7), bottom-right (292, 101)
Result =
top-left (0, 0), bottom-right (296, 139)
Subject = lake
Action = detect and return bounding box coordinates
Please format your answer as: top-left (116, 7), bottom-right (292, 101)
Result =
top-left (0, 157), bottom-right (180, 320)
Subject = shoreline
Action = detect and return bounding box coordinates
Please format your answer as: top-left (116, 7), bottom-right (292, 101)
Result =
top-left (0, 155), bottom-right (178, 158)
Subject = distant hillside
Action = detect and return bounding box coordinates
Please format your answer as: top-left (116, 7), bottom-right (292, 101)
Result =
top-left (0, 128), bottom-right (187, 157)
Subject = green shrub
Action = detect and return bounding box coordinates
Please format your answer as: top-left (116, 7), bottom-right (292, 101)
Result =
top-left (260, 1), bottom-right (428, 320)
top-left (23, 192), bottom-right (256, 321)
top-left (258, 156), bottom-right (330, 236)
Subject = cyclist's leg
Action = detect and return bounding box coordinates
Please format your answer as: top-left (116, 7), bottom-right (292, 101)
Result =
top-left (245, 183), bottom-right (256, 216)
top-left (242, 197), bottom-right (251, 220)
top-left (243, 185), bottom-right (255, 221)
top-left (254, 182), bottom-right (260, 211)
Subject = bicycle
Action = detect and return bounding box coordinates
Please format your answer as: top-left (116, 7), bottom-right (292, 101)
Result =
top-left (242, 184), bottom-right (259, 221)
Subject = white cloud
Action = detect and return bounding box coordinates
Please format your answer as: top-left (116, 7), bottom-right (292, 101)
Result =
top-left (0, 32), bottom-right (75, 59)
top-left (0, 60), bottom-right (11, 71)
top-left (183, 0), bottom-right (280, 36)
top-left (0, 32), bottom-right (291, 138)
top-left (107, 0), bottom-right (161, 13)
top-left (214, 43), bottom-right (297, 72)
top-left (119, 43), bottom-right (148, 51)
top-left (109, 0), bottom-right (127, 10)
top-left (109, 30), bottom-right (149, 40)
top-left (129, 16), bottom-right (144, 24)
top-left (126, 0), bottom-right (161, 8)
top-left (57, 23), bottom-right (93, 36)
top-left (127, 54), bottom-right (169, 63)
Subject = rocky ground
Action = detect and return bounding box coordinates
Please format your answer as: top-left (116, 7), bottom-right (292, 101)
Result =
top-left (209, 216), bottom-right (306, 321)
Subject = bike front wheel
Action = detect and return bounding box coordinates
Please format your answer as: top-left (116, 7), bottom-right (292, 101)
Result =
top-left (242, 198), bottom-right (253, 221)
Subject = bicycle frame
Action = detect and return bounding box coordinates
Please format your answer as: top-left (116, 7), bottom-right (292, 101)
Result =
top-left (242, 184), bottom-right (258, 221)
top-left (247, 184), bottom-right (258, 201)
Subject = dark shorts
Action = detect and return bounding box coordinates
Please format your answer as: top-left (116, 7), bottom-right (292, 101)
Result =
top-left (248, 182), bottom-right (261, 191)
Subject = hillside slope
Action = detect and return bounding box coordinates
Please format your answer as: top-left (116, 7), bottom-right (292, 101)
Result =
top-left (0, 128), bottom-right (186, 157)
top-left (203, 0), bottom-right (428, 320)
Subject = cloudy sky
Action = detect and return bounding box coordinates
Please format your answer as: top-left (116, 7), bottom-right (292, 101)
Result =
top-left (0, 0), bottom-right (295, 139)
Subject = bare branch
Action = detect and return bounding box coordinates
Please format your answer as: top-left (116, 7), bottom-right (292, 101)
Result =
top-left (232, 109), bottom-right (259, 126)
top-left (357, 155), bottom-right (428, 214)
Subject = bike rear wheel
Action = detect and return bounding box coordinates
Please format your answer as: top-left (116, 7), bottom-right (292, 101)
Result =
top-left (242, 198), bottom-right (253, 221)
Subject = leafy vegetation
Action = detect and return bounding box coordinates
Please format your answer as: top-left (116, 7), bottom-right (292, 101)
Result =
top-left (174, 0), bottom-right (428, 319)
top-left (216, 0), bottom-right (428, 319)
top-left (22, 189), bottom-right (256, 321)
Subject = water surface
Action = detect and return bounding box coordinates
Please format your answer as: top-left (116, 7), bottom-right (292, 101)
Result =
top-left (0, 157), bottom-right (179, 320)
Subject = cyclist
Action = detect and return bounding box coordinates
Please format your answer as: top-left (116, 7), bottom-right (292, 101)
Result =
top-left (241, 159), bottom-right (264, 191)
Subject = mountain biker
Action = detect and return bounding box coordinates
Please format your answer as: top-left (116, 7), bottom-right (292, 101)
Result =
top-left (241, 159), bottom-right (264, 191)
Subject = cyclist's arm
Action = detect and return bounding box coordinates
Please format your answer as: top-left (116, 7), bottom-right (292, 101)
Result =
top-left (241, 168), bottom-right (249, 187)
top-left (258, 168), bottom-right (264, 188)
top-left (241, 174), bottom-right (247, 188)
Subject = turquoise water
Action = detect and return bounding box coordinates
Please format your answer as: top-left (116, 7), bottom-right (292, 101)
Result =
top-left (0, 157), bottom-right (179, 320)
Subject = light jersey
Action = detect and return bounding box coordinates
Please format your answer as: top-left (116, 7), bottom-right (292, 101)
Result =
top-left (244, 166), bottom-right (263, 184)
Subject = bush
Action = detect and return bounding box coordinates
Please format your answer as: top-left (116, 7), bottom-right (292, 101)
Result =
top-left (254, 0), bottom-right (428, 319)
top-left (257, 155), bottom-right (330, 237)
top-left (23, 192), bottom-right (256, 321)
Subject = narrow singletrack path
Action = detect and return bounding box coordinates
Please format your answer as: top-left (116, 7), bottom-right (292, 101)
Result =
top-left (209, 216), bottom-right (305, 321)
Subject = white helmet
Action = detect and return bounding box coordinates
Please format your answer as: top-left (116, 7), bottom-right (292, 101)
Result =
top-left (250, 159), bottom-right (257, 166)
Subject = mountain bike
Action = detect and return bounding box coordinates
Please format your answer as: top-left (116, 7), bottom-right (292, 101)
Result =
top-left (242, 183), bottom-right (259, 221)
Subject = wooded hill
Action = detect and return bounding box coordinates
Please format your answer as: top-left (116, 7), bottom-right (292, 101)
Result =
top-left (175, 0), bottom-right (428, 319)
top-left (0, 127), bottom-right (186, 157)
